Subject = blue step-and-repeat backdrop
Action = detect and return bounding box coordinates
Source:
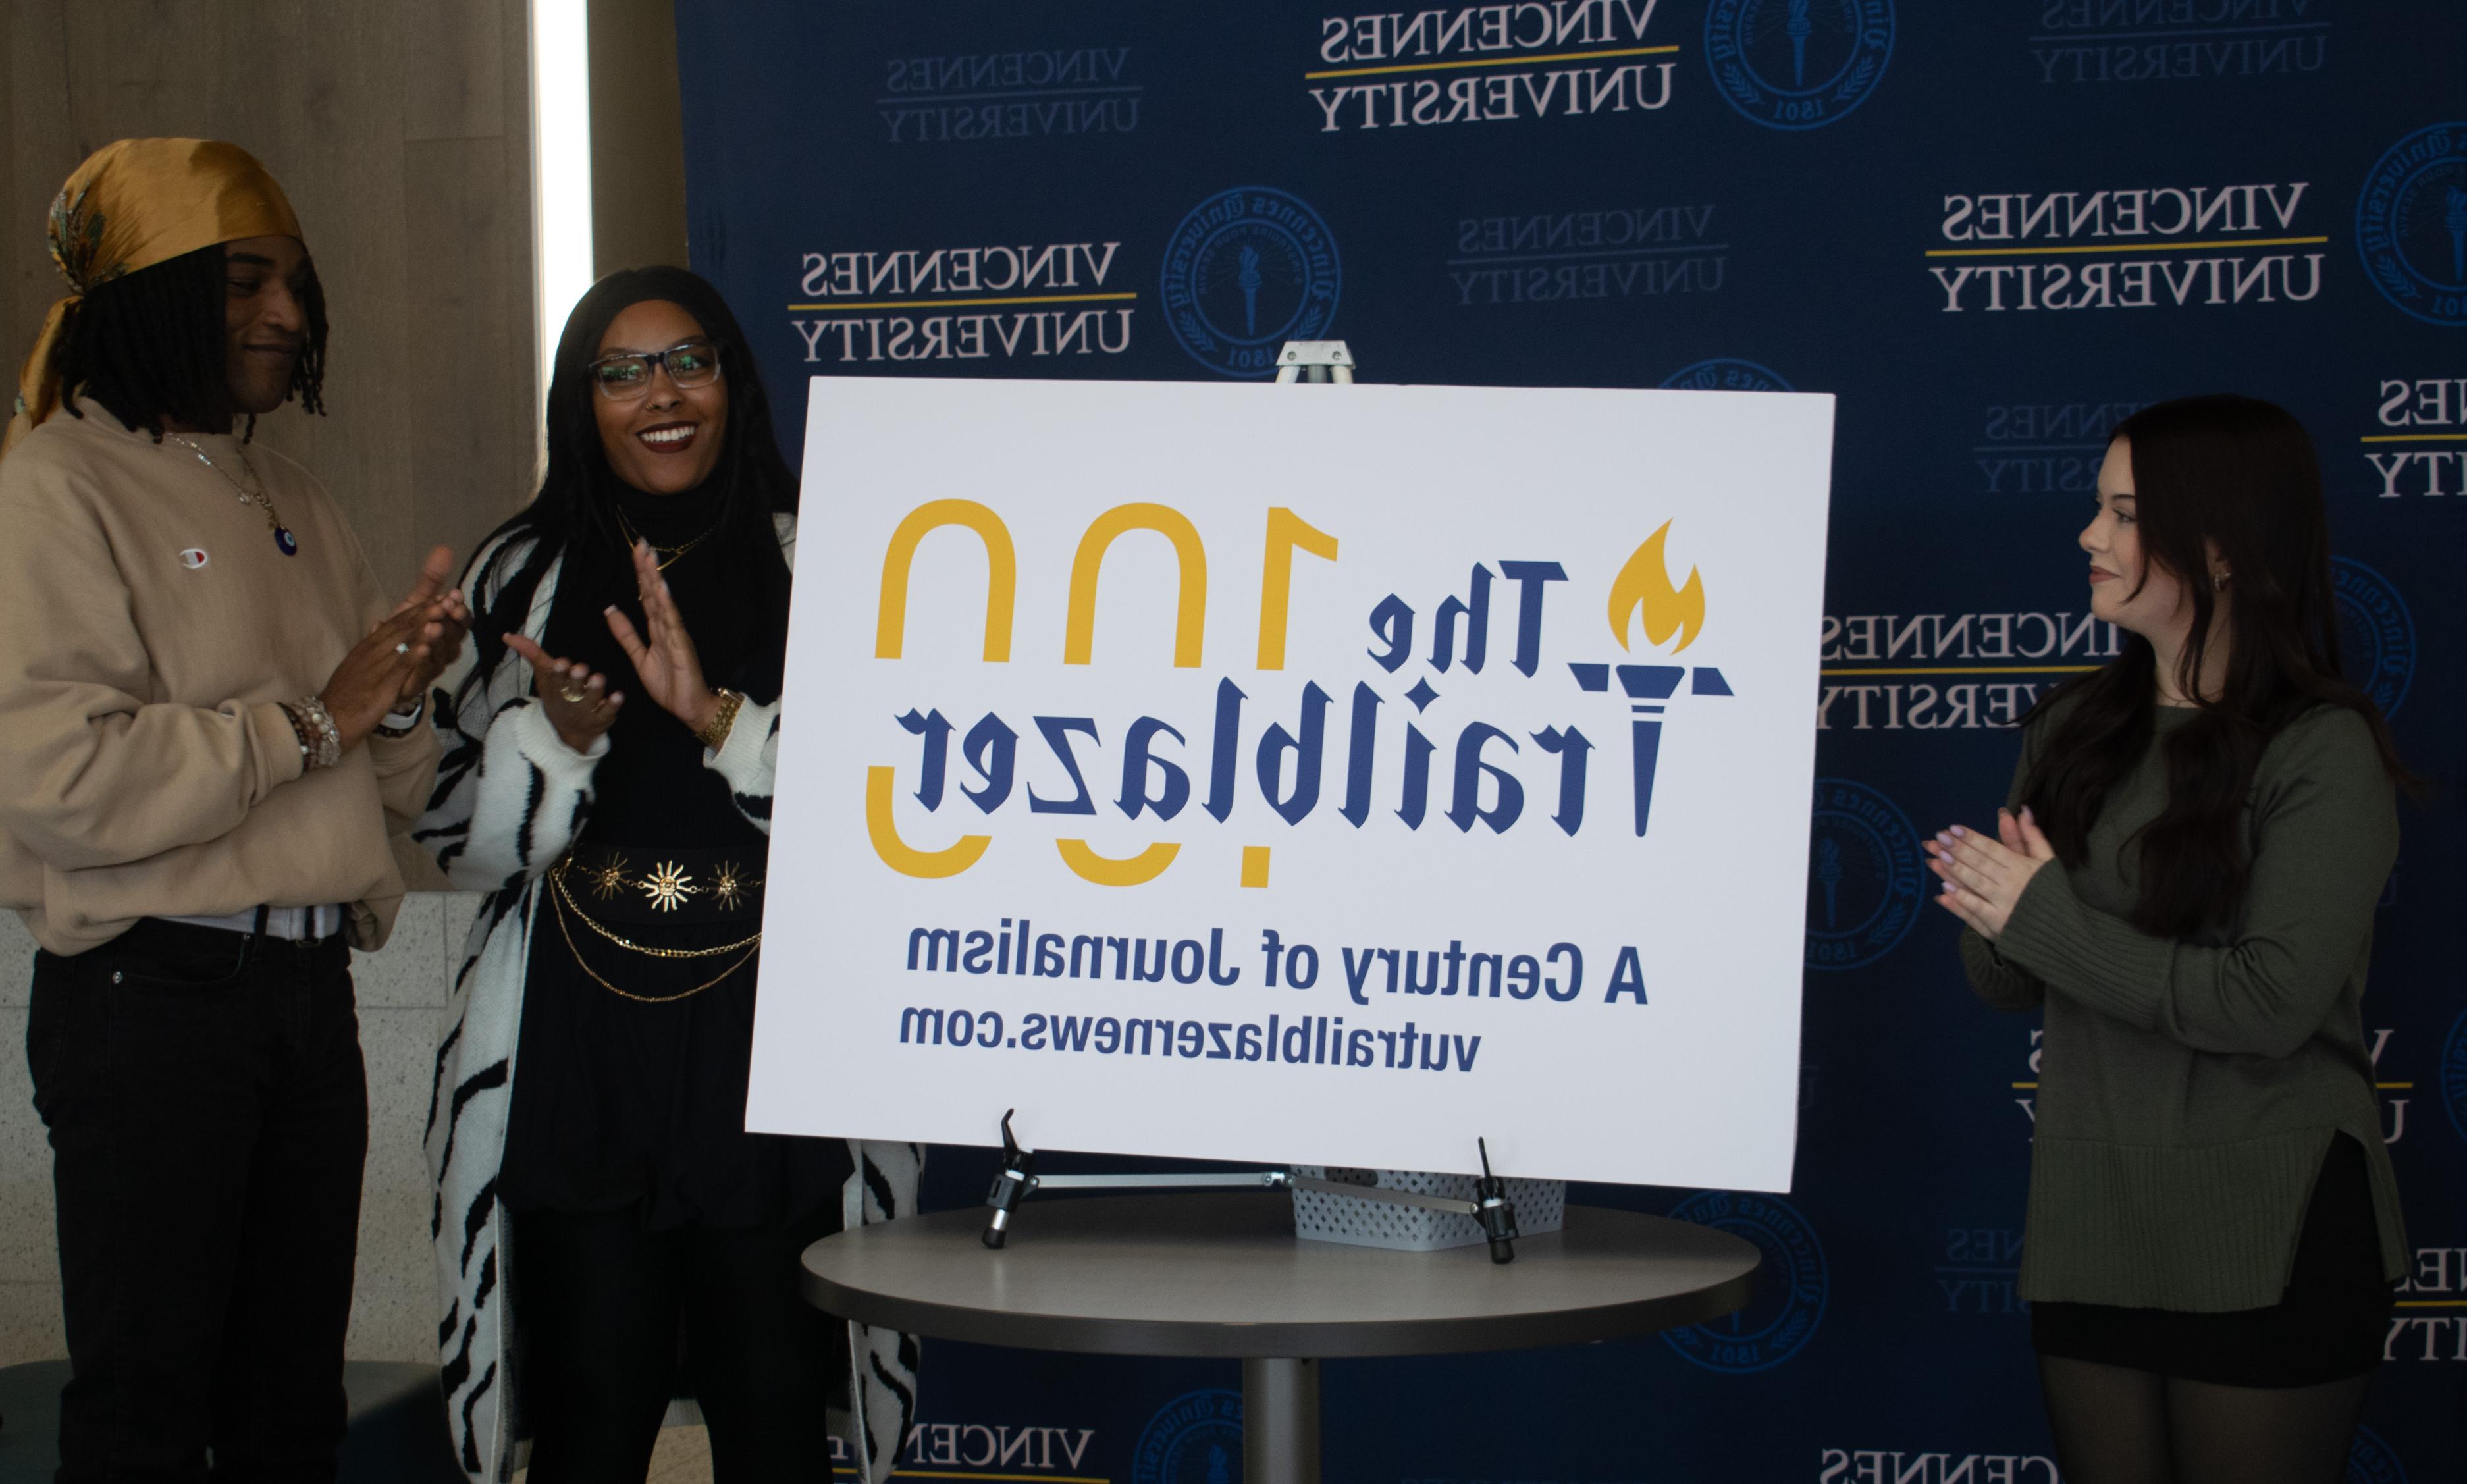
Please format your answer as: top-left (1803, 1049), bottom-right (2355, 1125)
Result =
top-left (674, 5), bottom-right (2465, 1479)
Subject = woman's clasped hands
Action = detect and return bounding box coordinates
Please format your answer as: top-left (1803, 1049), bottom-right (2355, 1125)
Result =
top-left (506, 539), bottom-right (723, 755)
top-left (1924, 806), bottom-right (2057, 940)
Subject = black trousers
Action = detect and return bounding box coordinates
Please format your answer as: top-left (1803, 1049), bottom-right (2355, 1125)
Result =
top-left (26, 920), bottom-right (367, 1484)
top-left (510, 1204), bottom-right (846, 1483)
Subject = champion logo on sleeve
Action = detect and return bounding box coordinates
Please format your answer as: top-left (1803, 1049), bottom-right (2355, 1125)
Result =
top-left (178, 548), bottom-right (209, 569)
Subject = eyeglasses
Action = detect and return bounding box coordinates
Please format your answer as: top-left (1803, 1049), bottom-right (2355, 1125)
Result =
top-left (587, 340), bottom-right (722, 400)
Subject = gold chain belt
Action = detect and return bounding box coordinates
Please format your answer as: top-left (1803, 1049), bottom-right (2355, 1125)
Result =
top-left (562, 848), bottom-right (763, 918)
top-left (548, 855), bottom-right (762, 1003)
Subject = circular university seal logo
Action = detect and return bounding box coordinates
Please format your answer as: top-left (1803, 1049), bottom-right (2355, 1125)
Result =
top-left (1160, 188), bottom-right (1340, 379)
top-left (2331, 557), bottom-right (2415, 720)
top-left (1805, 778), bottom-right (1924, 972)
top-left (2355, 122), bottom-right (2467, 327)
top-left (1663, 1191), bottom-right (1828, 1373)
top-left (2346, 1425), bottom-right (2408, 1484)
top-left (1705, 0), bottom-right (1894, 132)
top-left (1133, 1387), bottom-right (1243, 1484)
top-left (1661, 359), bottom-right (1794, 393)
top-left (2441, 1008), bottom-right (2467, 1147)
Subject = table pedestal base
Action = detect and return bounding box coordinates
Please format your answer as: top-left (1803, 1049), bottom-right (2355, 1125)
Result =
top-left (1242, 1357), bottom-right (1319, 1484)
top-left (801, 1196), bottom-right (1761, 1484)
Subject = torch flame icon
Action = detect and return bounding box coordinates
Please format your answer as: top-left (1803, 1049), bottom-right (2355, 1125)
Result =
top-left (1608, 521), bottom-right (1706, 653)
top-left (1572, 521), bottom-right (1730, 839)
top-left (1786, 0), bottom-right (1814, 86)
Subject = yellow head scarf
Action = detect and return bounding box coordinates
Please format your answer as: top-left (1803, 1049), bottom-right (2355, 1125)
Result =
top-left (4, 138), bottom-right (302, 455)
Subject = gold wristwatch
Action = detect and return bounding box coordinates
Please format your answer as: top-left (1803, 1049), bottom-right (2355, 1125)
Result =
top-left (695, 688), bottom-right (745, 752)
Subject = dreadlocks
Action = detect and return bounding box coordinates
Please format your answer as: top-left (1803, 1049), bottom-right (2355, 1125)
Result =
top-left (54, 242), bottom-right (327, 440)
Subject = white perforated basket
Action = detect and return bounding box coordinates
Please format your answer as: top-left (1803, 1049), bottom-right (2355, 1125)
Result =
top-left (1289, 1167), bottom-right (1566, 1252)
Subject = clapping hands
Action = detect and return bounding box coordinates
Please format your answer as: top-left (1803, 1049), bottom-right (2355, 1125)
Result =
top-left (319, 545), bottom-right (469, 750)
top-left (1924, 807), bottom-right (2056, 940)
top-left (505, 634), bottom-right (624, 754)
top-left (603, 540), bottom-right (722, 736)
top-left (503, 542), bottom-right (724, 755)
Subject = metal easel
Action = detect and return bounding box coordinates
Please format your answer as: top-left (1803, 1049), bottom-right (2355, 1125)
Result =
top-left (1272, 340), bottom-right (1354, 384)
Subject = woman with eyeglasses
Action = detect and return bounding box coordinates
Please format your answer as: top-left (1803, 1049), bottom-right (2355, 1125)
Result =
top-left (415, 267), bottom-right (919, 1483)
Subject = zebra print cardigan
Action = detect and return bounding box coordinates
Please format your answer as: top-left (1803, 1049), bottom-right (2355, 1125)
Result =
top-left (416, 515), bottom-right (923, 1483)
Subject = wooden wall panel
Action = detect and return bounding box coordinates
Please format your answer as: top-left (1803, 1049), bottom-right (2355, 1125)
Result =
top-left (404, 0), bottom-right (508, 144)
top-left (402, 134), bottom-right (534, 568)
top-left (4, 5), bottom-right (77, 383)
top-left (589, 0), bottom-right (687, 275)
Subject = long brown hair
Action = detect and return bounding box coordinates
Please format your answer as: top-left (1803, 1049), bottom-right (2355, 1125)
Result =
top-left (2019, 394), bottom-right (2411, 937)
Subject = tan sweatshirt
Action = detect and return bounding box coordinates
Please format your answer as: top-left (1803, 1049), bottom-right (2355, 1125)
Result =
top-left (0, 399), bottom-right (440, 954)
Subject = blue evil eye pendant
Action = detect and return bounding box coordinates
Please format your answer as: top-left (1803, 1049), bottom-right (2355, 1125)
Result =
top-left (275, 525), bottom-right (298, 556)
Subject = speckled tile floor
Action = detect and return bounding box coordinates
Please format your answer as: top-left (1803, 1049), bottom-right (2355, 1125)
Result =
top-left (646, 1425), bottom-right (715, 1482)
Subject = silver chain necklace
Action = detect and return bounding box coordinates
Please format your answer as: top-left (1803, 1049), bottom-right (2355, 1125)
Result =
top-left (166, 435), bottom-right (298, 556)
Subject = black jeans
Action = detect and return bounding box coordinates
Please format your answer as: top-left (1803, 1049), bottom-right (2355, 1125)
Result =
top-left (26, 919), bottom-right (367, 1484)
top-left (511, 1204), bottom-right (845, 1483)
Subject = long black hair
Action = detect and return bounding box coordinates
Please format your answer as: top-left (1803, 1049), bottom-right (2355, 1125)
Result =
top-left (460, 265), bottom-right (798, 705)
top-left (55, 242), bottom-right (328, 438)
top-left (2020, 394), bottom-right (2412, 938)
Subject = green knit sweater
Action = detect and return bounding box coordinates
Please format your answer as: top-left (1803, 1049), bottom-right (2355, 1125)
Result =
top-left (1961, 701), bottom-right (2406, 1312)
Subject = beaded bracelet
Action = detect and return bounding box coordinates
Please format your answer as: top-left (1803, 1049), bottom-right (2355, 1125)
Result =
top-left (277, 701), bottom-right (317, 768)
top-left (296, 695), bottom-right (342, 770)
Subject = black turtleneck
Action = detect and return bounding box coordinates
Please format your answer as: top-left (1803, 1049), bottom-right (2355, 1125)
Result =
top-left (537, 484), bottom-right (783, 852)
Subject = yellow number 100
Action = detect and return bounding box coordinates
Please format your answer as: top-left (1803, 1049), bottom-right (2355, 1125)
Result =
top-left (1255, 506), bottom-right (1339, 671)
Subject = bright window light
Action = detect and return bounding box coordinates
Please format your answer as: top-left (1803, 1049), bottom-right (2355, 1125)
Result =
top-left (531, 0), bottom-right (594, 404)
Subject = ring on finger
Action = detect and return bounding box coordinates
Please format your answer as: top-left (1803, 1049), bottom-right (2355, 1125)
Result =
top-left (560, 682), bottom-right (589, 704)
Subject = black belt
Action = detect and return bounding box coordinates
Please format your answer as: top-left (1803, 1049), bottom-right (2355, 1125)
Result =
top-left (114, 916), bottom-right (350, 967)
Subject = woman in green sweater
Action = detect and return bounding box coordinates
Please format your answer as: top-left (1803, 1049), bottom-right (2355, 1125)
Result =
top-left (1927, 394), bottom-right (2408, 1484)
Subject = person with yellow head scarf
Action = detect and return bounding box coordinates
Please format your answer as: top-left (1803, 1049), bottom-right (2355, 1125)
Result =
top-left (0, 139), bottom-right (469, 1480)
top-left (9, 138), bottom-right (309, 453)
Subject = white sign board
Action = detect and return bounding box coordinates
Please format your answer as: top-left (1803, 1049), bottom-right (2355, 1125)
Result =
top-left (751, 377), bottom-right (1832, 1190)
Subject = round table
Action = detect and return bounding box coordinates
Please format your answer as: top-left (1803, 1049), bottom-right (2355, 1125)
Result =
top-left (801, 1191), bottom-right (1758, 1483)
